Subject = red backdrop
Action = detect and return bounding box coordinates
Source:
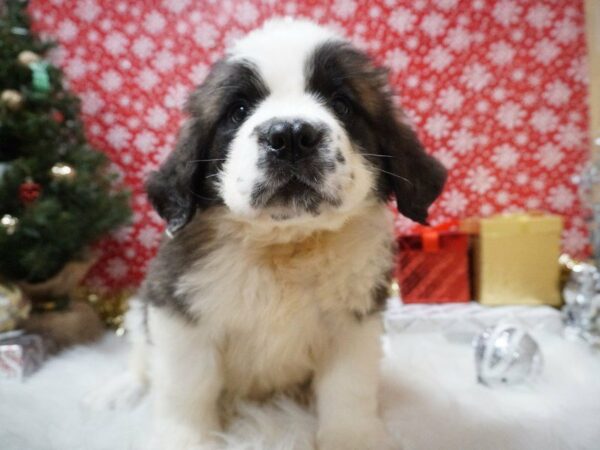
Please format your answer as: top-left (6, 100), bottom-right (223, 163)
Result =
top-left (29, 0), bottom-right (590, 292)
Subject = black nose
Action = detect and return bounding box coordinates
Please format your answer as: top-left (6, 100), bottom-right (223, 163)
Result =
top-left (265, 120), bottom-right (322, 161)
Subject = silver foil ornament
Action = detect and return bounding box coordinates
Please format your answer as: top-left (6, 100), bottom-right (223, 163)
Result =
top-left (473, 322), bottom-right (543, 386)
top-left (562, 262), bottom-right (600, 346)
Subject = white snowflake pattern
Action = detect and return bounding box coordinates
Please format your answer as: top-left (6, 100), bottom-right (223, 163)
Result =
top-left (530, 108), bottom-right (558, 133)
top-left (495, 191), bottom-right (511, 205)
top-left (460, 63), bottom-right (491, 91)
top-left (552, 18), bottom-right (579, 44)
top-left (526, 197), bottom-right (541, 209)
top-left (543, 80), bottom-right (571, 106)
top-left (144, 11), bottom-right (166, 34)
top-left (57, 19), bottom-right (78, 41)
top-left (107, 125), bottom-right (131, 150)
top-left (525, 4), bottom-right (554, 29)
top-left (333, 0), bottom-right (357, 19)
top-left (515, 173), bottom-right (529, 185)
top-left (81, 90), bottom-right (104, 115)
top-left (138, 69), bottom-right (159, 90)
top-left (421, 13), bottom-right (447, 38)
top-left (190, 63), bottom-right (210, 84)
top-left (236, 1), bottom-right (259, 25)
top-left (536, 143), bottom-right (564, 169)
top-left (437, 87), bottom-right (464, 113)
top-left (107, 257), bottom-right (128, 279)
top-left (146, 106), bottom-right (169, 129)
top-left (445, 27), bottom-right (471, 51)
top-left (384, 48), bottom-right (410, 72)
top-left (165, 84), bottom-right (189, 109)
top-left (162, 0), bottom-right (191, 13)
top-left (426, 46), bottom-right (453, 71)
top-left (441, 189), bottom-right (467, 215)
top-left (388, 8), bottom-right (416, 34)
top-left (492, 0), bottom-right (522, 27)
top-left (466, 166), bottom-right (496, 194)
top-left (436, 0), bottom-right (458, 10)
top-left (491, 144), bottom-right (519, 169)
top-left (531, 38), bottom-right (559, 65)
top-left (491, 87), bottom-right (506, 102)
top-left (424, 114), bottom-right (451, 139)
top-left (154, 50), bottom-right (176, 73)
top-left (480, 203), bottom-right (494, 216)
top-left (548, 185), bottom-right (575, 211)
top-left (100, 70), bottom-right (123, 92)
top-left (104, 32), bottom-right (128, 55)
top-left (64, 57), bottom-right (87, 79)
top-left (557, 123), bottom-right (586, 148)
top-left (568, 56), bottom-right (588, 84)
top-left (434, 149), bottom-right (457, 169)
top-left (132, 36), bottom-right (155, 59)
top-left (138, 225), bottom-right (163, 249)
top-left (488, 41), bottom-right (515, 65)
top-left (75, 0), bottom-right (101, 22)
top-left (193, 23), bottom-right (219, 48)
top-left (496, 101), bottom-right (525, 129)
top-left (563, 227), bottom-right (587, 253)
top-left (134, 131), bottom-right (157, 154)
top-left (449, 128), bottom-right (477, 154)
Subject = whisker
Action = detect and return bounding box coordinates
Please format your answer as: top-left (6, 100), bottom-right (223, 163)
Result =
top-left (187, 187), bottom-right (214, 202)
top-left (361, 153), bottom-right (395, 158)
top-left (205, 173), bottom-right (221, 178)
top-left (187, 158), bottom-right (226, 164)
top-left (374, 168), bottom-right (413, 186)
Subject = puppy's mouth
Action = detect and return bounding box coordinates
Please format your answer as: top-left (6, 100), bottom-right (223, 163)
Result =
top-left (250, 166), bottom-right (340, 216)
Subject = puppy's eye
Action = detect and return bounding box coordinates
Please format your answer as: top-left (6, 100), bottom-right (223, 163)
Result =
top-left (228, 101), bottom-right (249, 124)
top-left (331, 96), bottom-right (352, 117)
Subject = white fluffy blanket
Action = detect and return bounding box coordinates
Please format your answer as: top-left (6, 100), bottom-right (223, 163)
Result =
top-left (1, 304), bottom-right (600, 450)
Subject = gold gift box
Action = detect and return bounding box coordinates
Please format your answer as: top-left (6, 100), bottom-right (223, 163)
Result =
top-left (462, 213), bottom-right (563, 306)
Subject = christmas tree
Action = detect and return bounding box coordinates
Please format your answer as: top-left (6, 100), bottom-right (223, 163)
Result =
top-left (0, 1), bottom-right (130, 285)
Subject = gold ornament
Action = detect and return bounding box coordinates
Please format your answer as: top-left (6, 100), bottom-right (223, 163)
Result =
top-left (1, 214), bottom-right (19, 235)
top-left (17, 50), bottom-right (40, 66)
top-left (74, 286), bottom-right (133, 333)
top-left (1, 89), bottom-right (23, 110)
top-left (50, 162), bottom-right (76, 181)
top-left (388, 280), bottom-right (400, 298)
top-left (0, 282), bottom-right (30, 333)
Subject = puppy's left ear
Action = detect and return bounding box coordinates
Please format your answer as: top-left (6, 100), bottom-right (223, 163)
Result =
top-left (378, 112), bottom-right (447, 224)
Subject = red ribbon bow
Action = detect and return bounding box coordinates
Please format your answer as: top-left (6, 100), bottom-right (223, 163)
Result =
top-left (412, 219), bottom-right (459, 252)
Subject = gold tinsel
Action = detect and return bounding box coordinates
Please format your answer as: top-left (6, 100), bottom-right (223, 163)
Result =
top-left (73, 287), bottom-right (133, 335)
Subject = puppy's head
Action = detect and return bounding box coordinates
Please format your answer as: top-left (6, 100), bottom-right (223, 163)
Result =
top-left (147, 19), bottom-right (446, 235)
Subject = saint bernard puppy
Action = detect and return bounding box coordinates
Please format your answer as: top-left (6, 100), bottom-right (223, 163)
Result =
top-left (100, 18), bottom-right (446, 450)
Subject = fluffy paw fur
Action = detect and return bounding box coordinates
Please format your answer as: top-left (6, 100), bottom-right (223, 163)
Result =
top-left (83, 372), bottom-right (147, 411)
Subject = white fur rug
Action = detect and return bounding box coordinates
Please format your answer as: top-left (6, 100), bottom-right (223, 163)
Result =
top-left (2, 304), bottom-right (600, 450)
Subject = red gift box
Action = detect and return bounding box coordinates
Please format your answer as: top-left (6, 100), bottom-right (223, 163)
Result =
top-left (396, 222), bottom-right (470, 304)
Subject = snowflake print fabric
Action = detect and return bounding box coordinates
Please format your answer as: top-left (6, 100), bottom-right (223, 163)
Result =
top-left (28, 0), bottom-right (590, 291)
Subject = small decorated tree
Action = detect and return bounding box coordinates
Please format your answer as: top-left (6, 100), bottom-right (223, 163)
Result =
top-left (0, 1), bottom-right (130, 308)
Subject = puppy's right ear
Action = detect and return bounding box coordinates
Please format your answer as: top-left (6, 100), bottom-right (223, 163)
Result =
top-left (145, 119), bottom-right (203, 235)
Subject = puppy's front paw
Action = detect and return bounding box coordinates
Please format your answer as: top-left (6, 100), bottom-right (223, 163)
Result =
top-left (317, 420), bottom-right (398, 450)
top-left (83, 373), bottom-right (147, 411)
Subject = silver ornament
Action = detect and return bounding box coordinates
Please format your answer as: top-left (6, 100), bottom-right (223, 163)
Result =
top-left (562, 262), bottom-right (600, 346)
top-left (473, 322), bottom-right (543, 386)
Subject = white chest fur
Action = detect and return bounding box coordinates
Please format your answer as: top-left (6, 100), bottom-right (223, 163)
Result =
top-left (150, 204), bottom-right (394, 401)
